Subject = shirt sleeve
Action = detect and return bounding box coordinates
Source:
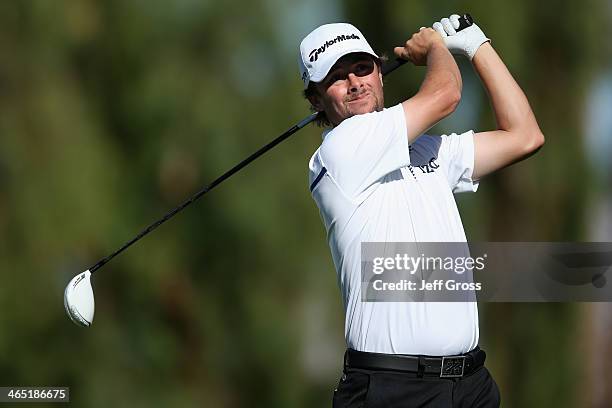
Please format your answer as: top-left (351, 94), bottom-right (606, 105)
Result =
top-left (317, 104), bottom-right (410, 200)
top-left (438, 130), bottom-right (479, 193)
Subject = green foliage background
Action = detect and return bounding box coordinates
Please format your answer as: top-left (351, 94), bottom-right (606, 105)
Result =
top-left (0, 1), bottom-right (610, 406)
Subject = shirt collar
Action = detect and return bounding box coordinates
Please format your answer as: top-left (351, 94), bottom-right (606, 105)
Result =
top-left (321, 128), bottom-right (332, 140)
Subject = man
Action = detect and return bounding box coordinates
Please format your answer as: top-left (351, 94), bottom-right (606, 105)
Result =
top-left (299, 14), bottom-right (543, 407)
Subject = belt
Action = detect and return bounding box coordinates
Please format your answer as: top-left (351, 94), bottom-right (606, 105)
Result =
top-left (344, 347), bottom-right (486, 378)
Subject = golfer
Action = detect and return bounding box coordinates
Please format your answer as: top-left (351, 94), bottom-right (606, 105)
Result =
top-left (299, 14), bottom-right (544, 407)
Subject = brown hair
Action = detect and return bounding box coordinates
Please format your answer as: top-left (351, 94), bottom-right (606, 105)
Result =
top-left (302, 84), bottom-right (331, 127)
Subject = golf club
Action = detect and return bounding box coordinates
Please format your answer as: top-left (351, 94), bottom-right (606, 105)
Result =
top-left (64, 14), bottom-right (474, 327)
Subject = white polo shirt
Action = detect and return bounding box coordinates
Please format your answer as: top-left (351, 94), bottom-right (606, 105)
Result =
top-left (308, 104), bottom-right (480, 356)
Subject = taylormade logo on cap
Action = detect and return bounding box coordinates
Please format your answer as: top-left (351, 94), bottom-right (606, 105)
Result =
top-left (308, 33), bottom-right (361, 62)
top-left (298, 23), bottom-right (378, 89)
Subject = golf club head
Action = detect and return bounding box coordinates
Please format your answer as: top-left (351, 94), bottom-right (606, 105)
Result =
top-left (64, 270), bottom-right (95, 327)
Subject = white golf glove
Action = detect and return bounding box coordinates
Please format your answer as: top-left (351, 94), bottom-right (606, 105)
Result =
top-left (433, 14), bottom-right (490, 60)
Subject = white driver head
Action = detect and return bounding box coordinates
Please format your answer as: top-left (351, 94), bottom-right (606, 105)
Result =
top-left (64, 270), bottom-right (95, 327)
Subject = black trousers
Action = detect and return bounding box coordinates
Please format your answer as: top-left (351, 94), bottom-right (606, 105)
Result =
top-left (332, 365), bottom-right (500, 407)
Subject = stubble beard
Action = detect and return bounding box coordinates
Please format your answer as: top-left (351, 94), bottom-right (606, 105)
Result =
top-left (344, 89), bottom-right (384, 118)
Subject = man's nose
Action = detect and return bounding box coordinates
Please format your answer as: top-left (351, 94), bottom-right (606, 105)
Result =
top-left (347, 73), bottom-right (362, 91)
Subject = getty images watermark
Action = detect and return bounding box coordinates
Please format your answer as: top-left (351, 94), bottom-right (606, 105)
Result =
top-left (361, 242), bottom-right (612, 302)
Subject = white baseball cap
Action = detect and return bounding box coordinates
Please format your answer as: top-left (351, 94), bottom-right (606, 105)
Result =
top-left (298, 23), bottom-right (379, 89)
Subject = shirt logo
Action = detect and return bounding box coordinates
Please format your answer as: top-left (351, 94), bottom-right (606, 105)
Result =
top-left (417, 158), bottom-right (440, 174)
top-left (308, 34), bottom-right (360, 62)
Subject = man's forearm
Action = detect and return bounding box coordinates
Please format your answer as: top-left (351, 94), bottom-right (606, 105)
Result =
top-left (469, 42), bottom-right (544, 179)
top-left (472, 43), bottom-right (539, 134)
top-left (420, 42), bottom-right (462, 109)
top-left (398, 30), bottom-right (462, 142)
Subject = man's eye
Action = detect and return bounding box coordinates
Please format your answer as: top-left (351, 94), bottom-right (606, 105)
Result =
top-left (354, 62), bottom-right (372, 76)
top-left (327, 73), bottom-right (346, 84)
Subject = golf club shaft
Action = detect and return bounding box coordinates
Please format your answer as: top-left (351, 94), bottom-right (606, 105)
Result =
top-left (88, 14), bottom-right (474, 274)
top-left (88, 111), bottom-right (319, 273)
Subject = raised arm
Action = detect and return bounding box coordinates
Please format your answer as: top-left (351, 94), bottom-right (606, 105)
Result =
top-left (470, 43), bottom-right (545, 179)
top-left (394, 29), bottom-right (462, 144)
top-left (433, 14), bottom-right (545, 180)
